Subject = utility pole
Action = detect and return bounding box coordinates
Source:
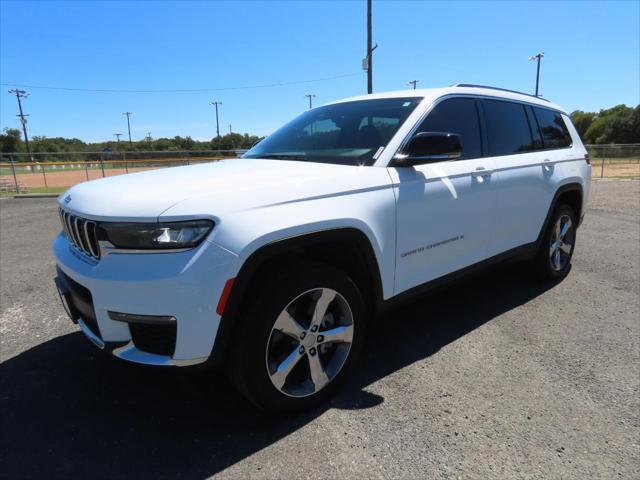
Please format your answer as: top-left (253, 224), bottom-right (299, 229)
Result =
top-left (407, 80), bottom-right (419, 90)
top-left (210, 101), bottom-right (222, 148)
top-left (8, 89), bottom-right (33, 161)
top-left (364, 0), bottom-right (377, 94)
top-left (305, 94), bottom-right (316, 109)
top-left (113, 133), bottom-right (123, 143)
top-left (229, 124), bottom-right (232, 134)
top-left (528, 52), bottom-right (544, 97)
top-left (122, 112), bottom-right (133, 144)
top-left (146, 132), bottom-right (152, 144)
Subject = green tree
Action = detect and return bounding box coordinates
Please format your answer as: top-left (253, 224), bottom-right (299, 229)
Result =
top-left (0, 128), bottom-right (22, 154)
top-left (583, 105), bottom-right (640, 144)
top-left (570, 110), bottom-right (595, 140)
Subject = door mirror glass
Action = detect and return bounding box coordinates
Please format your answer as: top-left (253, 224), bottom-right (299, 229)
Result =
top-left (394, 132), bottom-right (462, 166)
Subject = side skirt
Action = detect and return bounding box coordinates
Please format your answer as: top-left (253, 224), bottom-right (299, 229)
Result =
top-left (379, 242), bottom-right (539, 313)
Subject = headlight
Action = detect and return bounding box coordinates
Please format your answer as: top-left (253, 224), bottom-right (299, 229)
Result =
top-left (98, 220), bottom-right (214, 250)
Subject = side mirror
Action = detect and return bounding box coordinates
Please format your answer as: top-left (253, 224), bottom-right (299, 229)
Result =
top-left (393, 132), bottom-right (462, 166)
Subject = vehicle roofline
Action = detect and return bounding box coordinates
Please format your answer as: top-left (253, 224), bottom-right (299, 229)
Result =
top-left (325, 86), bottom-right (566, 114)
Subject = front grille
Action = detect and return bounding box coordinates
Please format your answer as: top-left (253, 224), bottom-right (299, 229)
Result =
top-left (59, 208), bottom-right (100, 259)
top-left (129, 323), bottom-right (177, 356)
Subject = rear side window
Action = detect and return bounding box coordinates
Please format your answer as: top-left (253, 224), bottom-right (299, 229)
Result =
top-left (416, 97), bottom-right (482, 159)
top-left (482, 99), bottom-right (536, 156)
top-left (533, 107), bottom-right (572, 149)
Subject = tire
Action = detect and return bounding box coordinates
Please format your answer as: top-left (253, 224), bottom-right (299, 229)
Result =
top-left (533, 203), bottom-right (577, 280)
top-left (228, 261), bottom-right (366, 411)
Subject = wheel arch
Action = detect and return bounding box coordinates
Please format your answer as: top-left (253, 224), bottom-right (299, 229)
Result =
top-left (208, 227), bottom-right (384, 367)
top-left (536, 182), bottom-right (584, 244)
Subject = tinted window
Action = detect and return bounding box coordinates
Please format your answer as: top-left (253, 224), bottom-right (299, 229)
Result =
top-left (483, 100), bottom-right (536, 156)
top-left (416, 98), bottom-right (482, 159)
top-left (244, 97), bottom-right (422, 166)
top-left (533, 107), bottom-right (572, 149)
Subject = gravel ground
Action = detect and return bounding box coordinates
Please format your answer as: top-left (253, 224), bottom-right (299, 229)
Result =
top-left (1, 180), bottom-right (638, 479)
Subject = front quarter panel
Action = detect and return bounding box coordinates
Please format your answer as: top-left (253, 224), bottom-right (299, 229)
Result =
top-left (163, 166), bottom-right (398, 300)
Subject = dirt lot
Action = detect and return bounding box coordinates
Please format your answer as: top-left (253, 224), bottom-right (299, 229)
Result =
top-left (593, 161), bottom-right (640, 178)
top-left (0, 180), bottom-right (638, 479)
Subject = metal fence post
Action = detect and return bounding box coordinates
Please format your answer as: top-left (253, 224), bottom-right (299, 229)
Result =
top-left (84, 161), bottom-right (89, 181)
top-left (124, 151), bottom-right (128, 173)
top-left (41, 159), bottom-right (48, 188)
top-left (100, 156), bottom-right (105, 177)
top-left (10, 155), bottom-right (19, 193)
top-left (600, 155), bottom-right (605, 179)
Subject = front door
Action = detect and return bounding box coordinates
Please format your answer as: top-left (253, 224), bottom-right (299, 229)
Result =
top-left (388, 96), bottom-right (498, 295)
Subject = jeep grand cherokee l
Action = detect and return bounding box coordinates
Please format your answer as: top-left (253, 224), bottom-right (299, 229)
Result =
top-left (53, 85), bottom-right (591, 410)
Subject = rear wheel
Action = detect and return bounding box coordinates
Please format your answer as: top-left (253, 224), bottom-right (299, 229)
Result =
top-left (534, 203), bottom-right (577, 280)
top-left (229, 262), bottom-right (365, 411)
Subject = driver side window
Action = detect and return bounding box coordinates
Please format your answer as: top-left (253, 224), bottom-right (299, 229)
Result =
top-left (417, 98), bottom-right (482, 160)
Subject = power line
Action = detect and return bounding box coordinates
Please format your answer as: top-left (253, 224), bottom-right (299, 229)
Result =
top-left (0, 72), bottom-right (364, 94)
top-left (8, 89), bottom-right (33, 161)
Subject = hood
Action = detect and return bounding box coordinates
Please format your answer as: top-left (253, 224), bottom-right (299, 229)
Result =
top-left (59, 158), bottom-right (392, 222)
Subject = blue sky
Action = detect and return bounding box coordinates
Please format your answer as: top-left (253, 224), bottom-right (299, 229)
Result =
top-left (1, 0), bottom-right (638, 142)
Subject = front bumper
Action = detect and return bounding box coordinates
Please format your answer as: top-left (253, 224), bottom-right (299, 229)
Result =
top-left (53, 232), bottom-right (238, 365)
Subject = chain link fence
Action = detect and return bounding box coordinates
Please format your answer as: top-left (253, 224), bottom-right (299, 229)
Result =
top-left (0, 150), bottom-right (245, 194)
top-left (1, 145), bottom-right (638, 195)
top-left (586, 144), bottom-right (640, 179)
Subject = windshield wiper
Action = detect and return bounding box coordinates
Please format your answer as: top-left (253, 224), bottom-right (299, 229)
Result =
top-left (251, 153), bottom-right (308, 161)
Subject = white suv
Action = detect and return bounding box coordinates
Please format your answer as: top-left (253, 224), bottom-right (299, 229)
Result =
top-left (53, 85), bottom-right (591, 410)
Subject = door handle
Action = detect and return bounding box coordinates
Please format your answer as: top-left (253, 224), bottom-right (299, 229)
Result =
top-left (472, 167), bottom-right (493, 177)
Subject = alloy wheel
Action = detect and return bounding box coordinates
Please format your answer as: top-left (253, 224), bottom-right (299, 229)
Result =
top-left (265, 288), bottom-right (354, 398)
top-left (549, 214), bottom-right (574, 271)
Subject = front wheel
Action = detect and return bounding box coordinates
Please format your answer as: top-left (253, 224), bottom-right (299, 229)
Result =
top-left (533, 203), bottom-right (577, 280)
top-left (229, 262), bottom-right (366, 411)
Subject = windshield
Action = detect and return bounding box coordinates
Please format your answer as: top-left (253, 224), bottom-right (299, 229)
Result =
top-left (243, 97), bottom-right (423, 166)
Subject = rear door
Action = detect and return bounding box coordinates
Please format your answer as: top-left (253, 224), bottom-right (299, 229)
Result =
top-left (388, 96), bottom-right (498, 294)
top-left (479, 99), bottom-right (560, 255)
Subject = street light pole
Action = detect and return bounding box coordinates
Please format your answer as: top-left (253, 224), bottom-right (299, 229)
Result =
top-left (113, 133), bottom-right (123, 143)
top-left (305, 94), bottom-right (316, 109)
top-left (528, 52), bottom-right (544, 97)
top-left (407, 80), bottom-right (419, 89)
top-left (122, 112), bottom-right (133, 144)
top-left (8, 89), bottom-right (33, 161)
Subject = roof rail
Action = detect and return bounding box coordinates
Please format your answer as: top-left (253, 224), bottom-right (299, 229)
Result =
top-left (452, 84), bottom-right (550, 102)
